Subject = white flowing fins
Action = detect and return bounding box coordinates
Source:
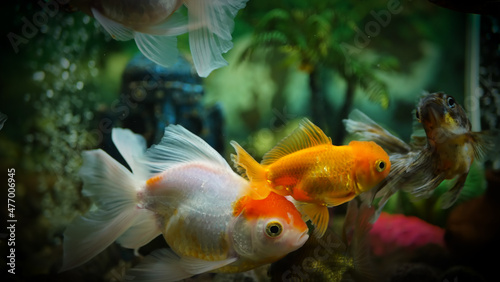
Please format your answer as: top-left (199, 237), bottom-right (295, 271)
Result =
top-left (142, 124), bottom-right (232, 176)
top-left (61, 129), bottom-right (160, 272)
top-left (111, 128), bottom-right (149, 181)
top-left (62, 125), bottom-right (237, 275)
top-left (92, 0), bottom-right (248, 77)
top-left (91, 8), bottom-right (135, 41)
top-left (91, 8), bottom-right (188, 70)
top-left (125, 249), bottom-right (237, 281)
top-left (185, 0), bottom-right (249, 77)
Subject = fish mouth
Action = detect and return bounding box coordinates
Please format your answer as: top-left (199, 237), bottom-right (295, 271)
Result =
top-left (294, 231), bottom-right (309, 248)
top-left (427, 104), bottom-right (443, 123)
top-left (418, 96), bottom-right (444, 122)
top-left (418, 96), bottom-right (445, 133)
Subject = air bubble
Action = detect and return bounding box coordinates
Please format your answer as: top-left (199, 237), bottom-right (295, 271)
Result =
top-left (33, 71), bottom-right (45, 81)
top-left (83, 15), bottom-right (90, 24)
top-left (76, 81), bottom-right (84, 90)
top-left (60, 58), bottom-right (70, 69)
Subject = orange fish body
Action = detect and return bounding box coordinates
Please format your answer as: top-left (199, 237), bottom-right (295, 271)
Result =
top-left (263, 143), bottom-right (386, 204)
top-left (231, 119), bottom-right (391, 237)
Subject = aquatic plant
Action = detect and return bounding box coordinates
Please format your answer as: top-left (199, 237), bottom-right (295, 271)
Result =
top-left (1, 2), bottom-right (136, 278)
top-left (240, 0), bottom-right (398, 144)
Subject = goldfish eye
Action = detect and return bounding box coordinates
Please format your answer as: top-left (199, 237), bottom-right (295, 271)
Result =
top-left (375, 160), bottom-right (386, 172)
top-left (265, 221), bottom-right (283, 238)
top-left (447, 96), bottom-right (456, 108)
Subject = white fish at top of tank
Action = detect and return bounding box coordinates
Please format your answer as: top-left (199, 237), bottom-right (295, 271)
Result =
top-left (73, 0), bottom-right (249, 77)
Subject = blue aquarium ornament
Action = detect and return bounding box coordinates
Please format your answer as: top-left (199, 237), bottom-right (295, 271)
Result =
top-left (110, 54), bottom-right (225, 154)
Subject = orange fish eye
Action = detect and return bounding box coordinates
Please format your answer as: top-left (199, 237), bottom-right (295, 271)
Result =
top-left (265, 221), bottom-right (283, 238)
top-left (375, 160), bottom-right (386, 172)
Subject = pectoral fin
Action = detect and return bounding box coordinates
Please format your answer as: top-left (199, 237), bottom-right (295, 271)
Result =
top-left (294, 202), bottom-right (329, 238)
top-left (470, 130), bottom-right (498, 160)
top-left (134, 33), bottom-right (179, 68)
top-left (441, 173), bottom-right (468, 209)
top-left (91, 8), bottom-right (134, 41)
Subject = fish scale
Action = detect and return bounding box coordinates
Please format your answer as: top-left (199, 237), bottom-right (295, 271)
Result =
top-left (268, 145), bottom-right (357, 200)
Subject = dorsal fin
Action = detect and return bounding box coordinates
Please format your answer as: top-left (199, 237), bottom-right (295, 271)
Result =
top-left (261, 118), bottom-right (331, 165)
top-left (142, 124), bottom-right (232, 176)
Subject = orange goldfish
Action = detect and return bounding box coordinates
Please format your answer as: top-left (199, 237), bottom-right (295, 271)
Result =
top-left (230, 118), bottom-right (391, 237)
top-left (61, 124), bottom-right (308, 280)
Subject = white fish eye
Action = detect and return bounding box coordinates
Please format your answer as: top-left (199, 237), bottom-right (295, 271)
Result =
top-left (447, 96), bottom-right (456, 108)
top-left (265, 221), bottom-right (283, 238)
top-left (375, 160), bottom-right (386, 172)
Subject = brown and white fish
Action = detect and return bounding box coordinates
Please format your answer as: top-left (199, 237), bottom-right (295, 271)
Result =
top-left (343, 92), bottom-right (495, 210)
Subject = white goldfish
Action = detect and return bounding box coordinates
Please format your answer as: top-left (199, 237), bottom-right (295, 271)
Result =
top-left (60, 124), bottom-right (308, 280)
top-left (73, 0), bottom-right (249, 77)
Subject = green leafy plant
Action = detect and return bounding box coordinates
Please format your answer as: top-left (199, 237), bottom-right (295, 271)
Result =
top-left (240, 0), bottom-right (398, 143)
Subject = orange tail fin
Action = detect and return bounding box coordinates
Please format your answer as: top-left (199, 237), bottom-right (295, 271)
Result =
top-left (230, 141), bottom-right (271, 200)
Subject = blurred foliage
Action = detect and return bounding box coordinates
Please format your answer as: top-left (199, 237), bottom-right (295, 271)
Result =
top-left (238, 0), bottom-right (401, 143)
top-left (226, 118), bottom-right (302, 162)
top-left (230, 0), bottom-right (466, 146)
top-left (0, 2), bottom-right (138, 278)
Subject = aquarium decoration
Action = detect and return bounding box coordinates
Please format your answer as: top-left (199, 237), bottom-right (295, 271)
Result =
top-left (108, 53), bottom-right (225, 152)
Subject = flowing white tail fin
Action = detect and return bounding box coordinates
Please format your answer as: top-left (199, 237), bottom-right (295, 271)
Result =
top-left (60, 129), bottom-right (160, 272)
top-left (185, 0), bottom-right (249, 77)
